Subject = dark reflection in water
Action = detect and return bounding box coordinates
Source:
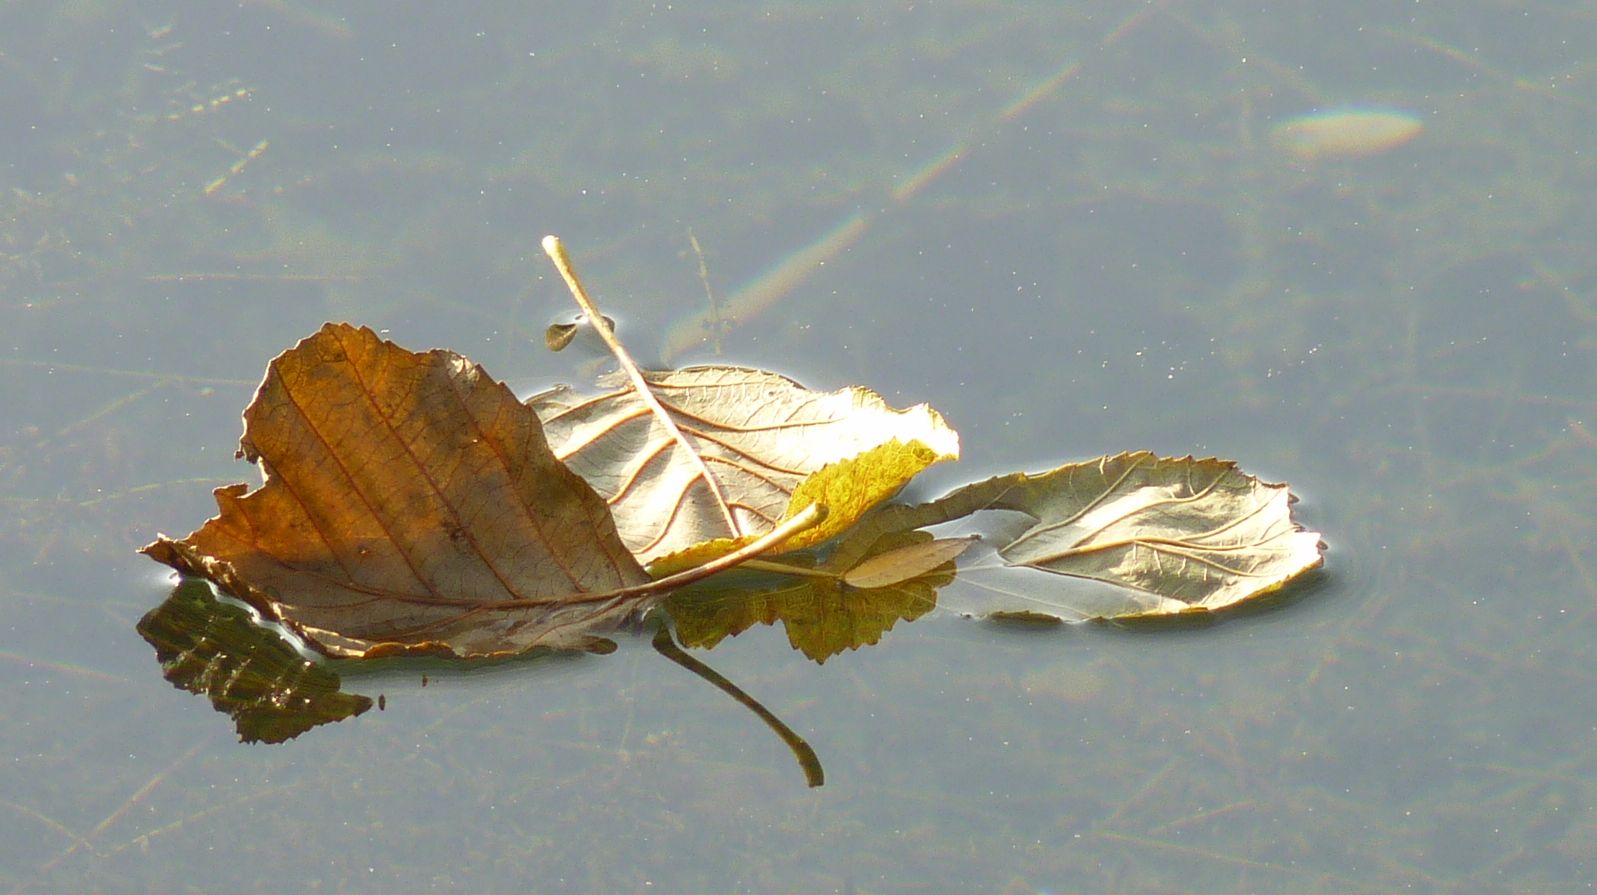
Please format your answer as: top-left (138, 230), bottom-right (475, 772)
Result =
top-left (137, 579), bottom-right (371, 743)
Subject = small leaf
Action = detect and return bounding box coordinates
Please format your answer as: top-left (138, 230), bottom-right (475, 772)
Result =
top-left (544, 321), bottom-right (580, 351)
top-left (543, 314), bottom-right (615, 352)
top-left (528, 366), bottom-right (959, 569)
top-left (141, 323), bottom-right (652, 659)
top-left (842, 535), bottom-right (978, 589)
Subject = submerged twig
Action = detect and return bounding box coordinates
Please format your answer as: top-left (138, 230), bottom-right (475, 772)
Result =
top-left (651, 623), bottom-right (825, 787)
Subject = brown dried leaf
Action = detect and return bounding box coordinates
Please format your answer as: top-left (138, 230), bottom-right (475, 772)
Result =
top-left (141, 323), bottom-right (652, 659)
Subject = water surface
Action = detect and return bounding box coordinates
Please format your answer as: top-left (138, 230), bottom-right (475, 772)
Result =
top-left (4, 2), bottom-right (1595, 892)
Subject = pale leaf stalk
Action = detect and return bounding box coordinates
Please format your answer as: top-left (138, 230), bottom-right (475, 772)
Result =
top-left (541, 235), bottom-right (742, 535)
top-left (468, 500), bottom-right (829, 613)
top-left (733, 558), bottom-right (841, 580)
top-left (368, 498), bottom-right (829, 614)
top-left (638, 502), bottom-right (828, 594)
top-left (500, 503), bottom-right (829, 620)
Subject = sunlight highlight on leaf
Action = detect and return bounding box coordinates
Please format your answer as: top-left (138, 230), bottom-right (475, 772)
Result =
top-left (528, 366), bottom-right (959, 570)
top-left (931, 452), bottom-right (1325, 618)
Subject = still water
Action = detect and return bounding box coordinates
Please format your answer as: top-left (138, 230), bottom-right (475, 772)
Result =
top-left (4, 2), bottom-right (1595, 892)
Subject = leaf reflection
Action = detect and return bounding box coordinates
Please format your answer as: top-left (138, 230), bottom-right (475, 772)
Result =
top-left (136, 578), bottom-right (372, 743)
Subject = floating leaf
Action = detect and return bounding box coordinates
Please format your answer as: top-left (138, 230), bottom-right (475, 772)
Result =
top-left (133, 238), bottom-right (1332, 772)
top-left (137, 578), bottom-right (371, 743)
top-left (141, 323), bottom-right (654, 659)
top-left (528, 366), bottom-right (959, 569)
top-left (544, 314), bottom-right (615, 351)
top-left (841, 534), bottom-right (979, 589)
top-left (928, 452), bottom-right (1325, 619)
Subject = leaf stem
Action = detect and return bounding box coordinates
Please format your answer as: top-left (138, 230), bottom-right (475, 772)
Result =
top-left (541, 235), bottom-right (742, 535)
top-left (638, 502), bottom-right (829, 594)
top-left (379, 503), bottom-right (830, 614)
top-left (733, 559), bottom-right (841, 580)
